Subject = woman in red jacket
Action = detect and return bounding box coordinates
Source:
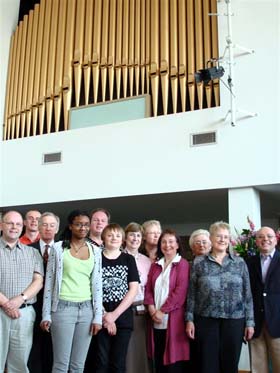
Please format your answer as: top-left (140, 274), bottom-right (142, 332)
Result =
top-left (144, 229), bottom-right (190, 373)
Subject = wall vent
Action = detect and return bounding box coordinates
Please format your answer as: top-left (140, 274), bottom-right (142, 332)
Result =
top-left (191, 131), bottom-right (217, 146)
top-left (42, 152), bottom-right (62, 164)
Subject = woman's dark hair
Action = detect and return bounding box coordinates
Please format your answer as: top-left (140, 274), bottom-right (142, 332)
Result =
top-left (60, 210), bottom-right (90, 248)
top-left (156, 229), bottom-right (184, 259)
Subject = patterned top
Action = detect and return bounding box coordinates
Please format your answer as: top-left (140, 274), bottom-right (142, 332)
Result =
top-left (0, 238), bottom-right (44, 304)
top-left (102, 252), bottom-right (139, 329)
top-left (42, 241), bottom-right (103, 325)
top-left (185, 253), bottom-right (254, 327)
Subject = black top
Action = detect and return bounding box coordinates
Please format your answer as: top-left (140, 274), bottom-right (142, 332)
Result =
top-left (102, 252), bottom-right (139, 329)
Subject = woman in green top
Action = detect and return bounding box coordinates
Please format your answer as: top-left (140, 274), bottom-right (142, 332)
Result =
top-left (41, 210), bottom-right (103, 373)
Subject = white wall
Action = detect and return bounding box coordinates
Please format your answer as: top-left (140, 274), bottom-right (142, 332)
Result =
top-left (1, 0), bottom-right (280, 208)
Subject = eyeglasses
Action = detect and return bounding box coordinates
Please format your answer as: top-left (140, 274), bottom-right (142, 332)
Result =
top-left (146, 232), bottom-right (161, 236)
top-left (256, 235), bottom-right (275, 240)
top-left (215, 234), bottom-right (230, 240)
top-left (72, 223), bottom-right (90, 228)
top-left (194, 241), bottom-right (209, 246)
top-left (3, 221), bottom-right (23, 228)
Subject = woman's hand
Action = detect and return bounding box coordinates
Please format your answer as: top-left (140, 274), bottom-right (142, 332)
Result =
top-left (103, 311), bottom-right (117, 325)
top-left (106, 322), bottom-right (117, 336)
top-left (244, 326), bottom-right (254, 341)
top-left (90, 323), bottom-right (102, 335)
top-left (186, 321), bottom-right (195, 339)
top-left (40, 320), bottom-right (51, 332)
top-left (152, 310), bottom-right (165, 324)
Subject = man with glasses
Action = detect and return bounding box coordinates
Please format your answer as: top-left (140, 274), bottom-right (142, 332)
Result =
top-left (247, 226), bottom-right (280, 373)
top-left (20, 210), bottom-right (41, 245)
top-left (0, 210), bottom-right (44, 373)
top-left (28, 212), bottom-right (60, 373)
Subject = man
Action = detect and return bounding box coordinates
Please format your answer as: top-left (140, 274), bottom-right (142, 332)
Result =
top-left (88, 208), bottom-right (110, 248)
top-left (28, 212), bottom-right (60, 373)
top-left (0, 210), bottom-right (44, 373)
top-left (247, 226), bottom-right (280, 373)
top-left (84, 208), bottom-right (110, 373)
top-left (20, 209), bottom-right (41, 245)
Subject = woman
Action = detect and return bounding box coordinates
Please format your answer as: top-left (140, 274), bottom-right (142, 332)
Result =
top-left (189, 229), bottom-right (211, 258)
top-left (124, 222), bottom-right (152, 373)
top-left (142, 220), bottom-right (162, 262)
top-left (185, 221), bottom-right (254, 373)
top-left (144, 229), bottom-right (190, 373)
top-left (41, 210), bottom-right (103, 373)
top-left (96, 223), bottom-right (139, 373)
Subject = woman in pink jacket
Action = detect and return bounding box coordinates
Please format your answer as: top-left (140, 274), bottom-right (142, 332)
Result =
top-left (144, 229), bottom-right (190, 373)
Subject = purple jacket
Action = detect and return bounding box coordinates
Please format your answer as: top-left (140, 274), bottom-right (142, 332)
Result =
top-left (144, 257), bottom-right (190, 365)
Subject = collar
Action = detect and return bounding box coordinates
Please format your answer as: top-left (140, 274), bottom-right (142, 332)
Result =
top-left (157, 253), bottom-right (181, 268)
top-left (260, 248), bottom-right (276, 260)
top-left (208, 250), bottom-right (235, 262)
top-left (123, 247), bottom-right (141, 259)
top-left (87, 237), bottom-right (103, 248)
top-left (40, 239), bottom-right (54, 248)
top-left (0, 237), bottom-right (24, 250)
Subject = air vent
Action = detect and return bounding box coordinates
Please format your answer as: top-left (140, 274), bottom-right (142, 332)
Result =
top-left (191, 131), bottom-right (217, 146)
top-left (43, 152), bottom-right (62, 164)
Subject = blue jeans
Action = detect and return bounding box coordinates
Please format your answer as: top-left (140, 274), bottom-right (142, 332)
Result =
top-left (51, 300), bottom-right (93, 373)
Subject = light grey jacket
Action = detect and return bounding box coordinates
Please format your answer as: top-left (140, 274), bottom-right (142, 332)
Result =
top-left (42, 241), bottom-right (103, 325)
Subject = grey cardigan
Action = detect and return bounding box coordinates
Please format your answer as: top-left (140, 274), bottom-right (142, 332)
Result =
top-left (42, 241), bottom-right (103, 325)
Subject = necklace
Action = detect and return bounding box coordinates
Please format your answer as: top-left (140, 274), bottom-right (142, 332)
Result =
top-left (71, 242), bottom-right (86, 255)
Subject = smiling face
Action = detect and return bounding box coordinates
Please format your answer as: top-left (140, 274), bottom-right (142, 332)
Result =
top-left (160, 233), bottom-right (179, 260)
top-left (39, 215), bottom-right (59, 243)
top-left (103, 228), bottom-right (123, 251)
top-left (1, 211), bottom-right (23, 244)
top-left (210, 228), bottom-right (230, 254)
top-left (191, 234), bottom-right (211, 256)
top-left (125, 231), bottom-right (142, 251)
top-left (69, 215), bottom-right (90, 240)
top-left (24, 210), bottom-right (41, 233)
top-left (90, 211), bottom-right (109, 237)
top-left (256, 227), bottom-right (277, 255)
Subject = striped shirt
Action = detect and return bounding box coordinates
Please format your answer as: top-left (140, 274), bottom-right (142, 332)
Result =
top-left (0, 238), bottom-right (44, 304)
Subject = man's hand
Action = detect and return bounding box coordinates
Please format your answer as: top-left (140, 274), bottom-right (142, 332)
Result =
top-left (1, 302), bottom-right (21, 319)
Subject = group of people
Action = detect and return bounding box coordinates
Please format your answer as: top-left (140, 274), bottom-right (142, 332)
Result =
top-left (0, 208), bottom-right (279, 373)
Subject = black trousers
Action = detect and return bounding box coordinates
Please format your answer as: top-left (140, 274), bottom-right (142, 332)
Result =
top-left (28, 322), bottom-right (53, 373)
top-left (96, 328), bottom-right (132, 373)
top-left (153, 329), bottom-right (188, 373)
top-left (194, 316), bottom-right (245, 373)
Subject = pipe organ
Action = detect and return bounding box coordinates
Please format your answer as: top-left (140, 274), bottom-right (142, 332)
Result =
top-left (3, 0), bottom-right (219, 140)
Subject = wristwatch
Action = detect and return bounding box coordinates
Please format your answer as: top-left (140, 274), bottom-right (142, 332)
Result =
top-left (21, 293), bottom-right (28, 302)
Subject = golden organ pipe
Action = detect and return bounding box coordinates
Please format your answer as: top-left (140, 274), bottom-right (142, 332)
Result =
top-left (145, 0), bottom-right (150, 94)
top-left (38, 0), bottom-right (52, 135)
top-left (134, 0), bottom-right (140, 96)
top-left (115, 0), bottom-right (123, 99)
top-left (54, 0), bottom-right (67, 131)
top-left (73, 0), bottom-right (86, 107)
top-left (160, 0), bottom-right (169, 116)
top-left (210, 0), bottom-right (220, 106)
top-left (140, 0), bottom-right (145, 94)
top-left (46, 0), bottom-right (59, 134)
top-left (63, 0), bottom-right (76, 130)
top-left (108, 0), bottom-right (117, 101)
top-left (187, 0), bottom-right (195, 111)
top-left (92, 0), bottom-right (102, 103)
top-left (26, 5), bottom-right (39, 137)
top-left (150, 0), bottom-right (159, 116)
top-left (170, 0), bottom-right (178, 114)
top-left (4, 34), bottom-right (14, 140)
top-left (83, 0), bottom-right (94, 106)
top-left (11, 22), bottom-right (22, 139)
top-left (195, 0), bottom-right (204, 110)
top-left (122, 0), bottom-right (129, 98)
top-left (178, 0), bottom-right (187, 112)
top-left (128, 0), bottom-right (135, 97)
top-left (101, 0), bottom-right (109, 102)
top-left (16, 16), bottom-right (28, 139)
top-left (21, 12), bottom-right (33, 137)
top-left (203, 0), bottom-right (212, 108)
